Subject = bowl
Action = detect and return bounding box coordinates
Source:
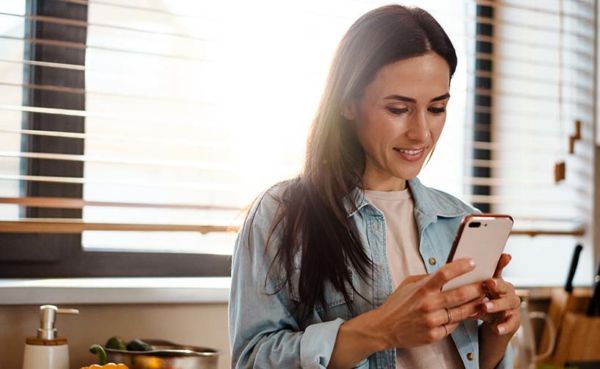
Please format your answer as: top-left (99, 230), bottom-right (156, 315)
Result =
top-left (106, 339), bottom-right (219, 369)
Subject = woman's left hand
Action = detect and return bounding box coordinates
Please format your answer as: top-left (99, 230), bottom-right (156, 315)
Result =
top-left (474, 253), bottom-right (521, 336)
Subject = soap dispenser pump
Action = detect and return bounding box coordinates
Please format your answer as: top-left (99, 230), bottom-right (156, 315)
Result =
top-left (22, 305), bottom-right (79, 369)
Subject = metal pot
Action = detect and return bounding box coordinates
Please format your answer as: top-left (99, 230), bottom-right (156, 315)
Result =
top-left (106, 339), bottom-right (219, 369)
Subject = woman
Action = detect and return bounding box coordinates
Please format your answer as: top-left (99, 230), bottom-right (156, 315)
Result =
top-left (229, 5), bottom-right (520, 369)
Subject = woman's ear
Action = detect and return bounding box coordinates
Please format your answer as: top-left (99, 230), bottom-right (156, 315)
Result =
top-left (341, 101), bottom-right (357, 121)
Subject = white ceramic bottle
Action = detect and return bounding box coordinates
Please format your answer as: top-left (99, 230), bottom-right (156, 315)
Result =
top-left (22, 305), bottom-right (79, 369)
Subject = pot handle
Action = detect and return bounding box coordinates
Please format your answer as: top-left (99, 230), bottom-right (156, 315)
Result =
top-left (529, 311), bottom-right (556, 361)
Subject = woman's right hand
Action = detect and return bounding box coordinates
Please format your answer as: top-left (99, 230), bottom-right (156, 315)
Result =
top-left (328, 258), bottom-right (484, 368)
top-left (373, 258), bottom-right (485, 349)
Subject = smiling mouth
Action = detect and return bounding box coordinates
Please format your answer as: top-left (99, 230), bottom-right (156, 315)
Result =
top-left (392, 146), bottom-right (428, 162)
top-left (392, 147), bottom-right (426, 156)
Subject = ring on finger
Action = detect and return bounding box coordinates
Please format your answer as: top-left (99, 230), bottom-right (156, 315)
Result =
top-left (443, 324), bottom-right (449, 336)
top-left (445, 307), bottom-right (452, 324)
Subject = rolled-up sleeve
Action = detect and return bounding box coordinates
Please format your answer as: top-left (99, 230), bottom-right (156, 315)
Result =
top-left (228, 186), bottom-right (344, 369)
top-left (300, 318), bottom-right (345, 368)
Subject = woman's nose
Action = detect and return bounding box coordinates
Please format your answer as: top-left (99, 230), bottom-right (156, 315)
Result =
top-left (406, 112), bottom-right (430, 142)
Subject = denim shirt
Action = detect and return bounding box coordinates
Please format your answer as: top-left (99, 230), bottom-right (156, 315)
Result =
top-left (229, 177), bottom-right (513, 369)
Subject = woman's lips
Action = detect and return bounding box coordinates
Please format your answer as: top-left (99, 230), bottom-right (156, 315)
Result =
top-left (393, 146), bottom-right (426, 162)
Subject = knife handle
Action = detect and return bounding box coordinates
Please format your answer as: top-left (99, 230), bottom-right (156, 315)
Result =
top-left (565, 244), bottom-right (583, 293)
top-left (586, 262), bottom-right (600, 316)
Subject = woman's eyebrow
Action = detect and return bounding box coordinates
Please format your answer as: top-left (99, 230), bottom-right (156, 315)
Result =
top-left (383, 93), bottom-right (451, 103)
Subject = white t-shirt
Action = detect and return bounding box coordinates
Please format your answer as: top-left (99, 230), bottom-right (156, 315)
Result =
top-left (365, 188), bottom-right (464, 369)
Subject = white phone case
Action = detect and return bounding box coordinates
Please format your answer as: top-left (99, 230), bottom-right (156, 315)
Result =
top-left (441, 214), bottom-right (513, 291)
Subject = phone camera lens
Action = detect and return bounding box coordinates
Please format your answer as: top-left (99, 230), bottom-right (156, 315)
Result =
top-left (468, 222), bottom-right (481, 228)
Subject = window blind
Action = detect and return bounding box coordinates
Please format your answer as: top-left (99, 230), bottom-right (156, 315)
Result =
top-left (466, 0), bottom-right (595, 286)
top-left (0, 0), bottom-right (594, 284)
top-left (0, 0), bottom-right (473, 258)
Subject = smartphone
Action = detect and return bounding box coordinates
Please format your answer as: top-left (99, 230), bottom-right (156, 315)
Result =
top-left (441, 214), bottom-right (514, 291)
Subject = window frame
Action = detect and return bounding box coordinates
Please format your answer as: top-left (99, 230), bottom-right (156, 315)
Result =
top-left (471, 2), bottom-right (493, 214)
top-left (0, 0), bottom-right (231, 278)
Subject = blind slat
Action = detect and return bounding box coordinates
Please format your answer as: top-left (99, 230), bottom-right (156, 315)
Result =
top-left (0, 35), bottom-right (208, 61)
top-left (0, 219), bottom-right (234, 234)
top-left (0, 58), bottom-right (85, 70)
top-left (0, 196), bottom-right (241, 211)
top-left (0, 219), bottom-right (584, 238)
top-left (0, 151), bottom-right (268, 173)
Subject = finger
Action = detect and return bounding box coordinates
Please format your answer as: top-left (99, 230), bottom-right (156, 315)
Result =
top-left (396, 274), bottom-right (432, 293)
top-left (403, 274), bottom-right (430, 285)
top-left (426, 258), bottom-right (476, 291)
top-left (494, 309), bottom-right (520, 335)
top-left (472, 308), bottom-right (497, 324)
top-left (423, 303), bottom-right (480, 328)
top-left (440, 282), bottom-right (485, 308)
top-left (406, 275), bottom-right (433, 293)
top-left (493, 253), bottom-right (512, 278)
top-left (484, 278), bottom-right (510, 296)
top-left (448, 297), bottom-right (485, 322)
top-left (424, 309), bottom-right (450, 328)
top-left (468, 311), bottom-right (488, 322)
top-left (444, 322), bottom-right (460, 336)
top-left (482, 294), bottom-right (520, 313)
top-left (431, 322), bottom-right (460, 341)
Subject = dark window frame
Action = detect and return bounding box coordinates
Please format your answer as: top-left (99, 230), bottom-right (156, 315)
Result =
top-left (471, 3), bottom-right (494, 213)
top-left (0, 0), bottom-right (230, 278)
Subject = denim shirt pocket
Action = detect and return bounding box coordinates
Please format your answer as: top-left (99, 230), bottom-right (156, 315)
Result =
top-left (289, 266), bottom-right (356, 321)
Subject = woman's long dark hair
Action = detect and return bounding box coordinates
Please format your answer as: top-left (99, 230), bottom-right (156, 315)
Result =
top-left (265, 5), bottom-right (458, 319)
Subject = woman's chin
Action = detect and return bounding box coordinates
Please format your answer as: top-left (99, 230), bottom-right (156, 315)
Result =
top-left (390, 164), bottom-right (424, 180)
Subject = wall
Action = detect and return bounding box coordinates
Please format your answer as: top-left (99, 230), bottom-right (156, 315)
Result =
top-left (0, 303), bottom-right (229, 369)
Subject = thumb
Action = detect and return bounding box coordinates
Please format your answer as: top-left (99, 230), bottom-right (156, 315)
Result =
top-left (493, 253), bottom-right (512, 278)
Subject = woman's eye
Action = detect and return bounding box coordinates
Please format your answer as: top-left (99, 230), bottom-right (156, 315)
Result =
top-left (387, 107), bottom-right (409, 115)
top-left (428, 107), bottom-right (446, 114)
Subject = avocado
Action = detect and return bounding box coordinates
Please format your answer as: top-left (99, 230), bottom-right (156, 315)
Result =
top-left (105, 336), bottom-right (127, 351)
top-left (126, 338), bottom-right (153, 352)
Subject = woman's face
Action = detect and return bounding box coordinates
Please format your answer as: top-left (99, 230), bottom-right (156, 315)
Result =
top-left (345, 52), bottom-right (451, 190)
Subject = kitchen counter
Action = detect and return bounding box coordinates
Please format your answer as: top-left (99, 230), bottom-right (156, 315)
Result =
top-left (0, 277), bottom-right (230, 305)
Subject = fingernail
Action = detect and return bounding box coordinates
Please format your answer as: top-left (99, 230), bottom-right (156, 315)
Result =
top-left (468, 259), bottom-right (476, 267)
top-left (485, 302), bottom-right (494, 311)
top-left (497, 325), bottom-right (506, 334)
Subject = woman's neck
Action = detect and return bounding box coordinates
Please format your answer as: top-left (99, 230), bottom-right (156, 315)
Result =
top-left (362, 163), bottom-right (407, 191)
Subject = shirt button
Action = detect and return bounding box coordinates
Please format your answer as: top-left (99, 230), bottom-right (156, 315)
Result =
top-left (466, 352), bottom-right (474, 361)
top-left (428, 257), bottom-right (437, 266)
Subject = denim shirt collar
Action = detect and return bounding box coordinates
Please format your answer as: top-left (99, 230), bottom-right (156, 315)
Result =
top-left (345, 177), bottom-right (471, 230)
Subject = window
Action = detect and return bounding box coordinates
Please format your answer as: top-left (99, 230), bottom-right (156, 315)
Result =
top-left (0, 0), bottom-right (595, 285)
top-left (468, 0), bottom-right (595, 286)
top-left (0, 0), bottom-right (24, 220)
top-left (0, 0), bottom-right (474, 278)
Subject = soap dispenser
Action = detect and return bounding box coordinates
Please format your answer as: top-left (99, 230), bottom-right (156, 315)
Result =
top-left (22, 305), bottom-right (79, 369)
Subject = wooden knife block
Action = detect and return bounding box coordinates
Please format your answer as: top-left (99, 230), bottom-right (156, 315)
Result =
top-left (553, 312), bottom-right (600, 364)
top-left (540, 288), bottom-right (597, 365)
